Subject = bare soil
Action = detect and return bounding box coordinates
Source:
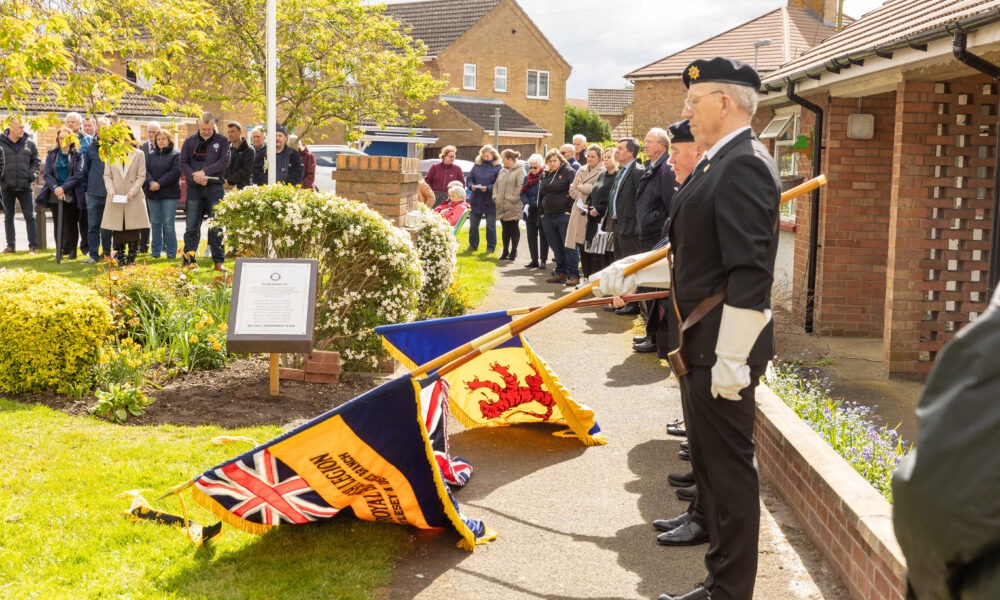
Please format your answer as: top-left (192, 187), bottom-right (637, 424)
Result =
top-left (13, 356), bottom-right (383, 429)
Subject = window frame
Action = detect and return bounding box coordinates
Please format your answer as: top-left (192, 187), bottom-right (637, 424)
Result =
top-left (526, 69), bottom-right (550, 99)
top-left (463, 63), bottom-right (477, 90)
top-left (494, 66), bottom-right (507, 93)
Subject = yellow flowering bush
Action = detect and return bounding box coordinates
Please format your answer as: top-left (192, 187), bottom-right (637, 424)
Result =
top-left (0, 270), bottom-right (112, 394)
top-left (216, 185), bottom-right (423, 370)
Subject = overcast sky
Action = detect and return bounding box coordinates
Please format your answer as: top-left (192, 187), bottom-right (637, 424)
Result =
top-left (378, 0), bottom-right (885, 98)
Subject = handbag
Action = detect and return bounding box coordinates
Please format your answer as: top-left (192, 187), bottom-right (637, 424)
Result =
top-left (585, 228), bottom-right (614, 254)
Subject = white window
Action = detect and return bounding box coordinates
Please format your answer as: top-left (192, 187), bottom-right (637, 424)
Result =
top-left (527, 70), bottom-right (549, 99)
top-left (494, 66), bottom-right (507, 93)
top-left (463, 64), bottom-right (477, 90)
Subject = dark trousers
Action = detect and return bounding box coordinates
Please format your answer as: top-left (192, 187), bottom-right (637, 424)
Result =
top-left (541, 213), bottom-right (579, 277)
top-left (525, 214), bottom-right (548, 264)
top-left (49, 202), bottom-right (80, 257)
top-left (86, 193), bottom-right (113, 260)
top-left (580, 248), bottom-right (613, 278)
top-left (500, 219), bottom-right (520, 256)
top-left (1, 189), bottom-right (39, 250)
top-left (183, 183), bottom-right (225, 264)
top-left (681, 364), bottom-right (763, 600)
top-left (78, 203), bottom-right (89, 252)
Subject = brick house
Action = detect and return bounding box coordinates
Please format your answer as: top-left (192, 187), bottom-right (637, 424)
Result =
top-left (758, 0), bottom-right (1000, 378)
top-left (624, 0), bottom-right (844, 137)
top-left (587, 88), bottom-right (634, 139)
top-left (384, 0), bottom-right (570, 158)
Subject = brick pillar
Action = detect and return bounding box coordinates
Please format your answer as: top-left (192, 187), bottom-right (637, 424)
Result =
top-left (884, 81), bottom-right (938, 378)
top-left (333, 155), bottom-right (421, 226)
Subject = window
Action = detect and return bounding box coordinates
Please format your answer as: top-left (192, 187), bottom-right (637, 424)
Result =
top-left (527, 70), bottom-right (549, 99)
top-left (768, 113), bottom-right (801, 219)
top-left (463, 64), bottom-right (477, 90)
top-left (494, 66), bottom-right (507, 93)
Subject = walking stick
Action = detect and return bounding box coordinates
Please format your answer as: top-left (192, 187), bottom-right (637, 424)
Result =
top-left (55, 200), bottom-right (63, 264)
top-left (416, 174), bottom-right (829, 379)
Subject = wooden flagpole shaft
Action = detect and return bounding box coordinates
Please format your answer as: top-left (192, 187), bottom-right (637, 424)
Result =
top-left (507, 290), bottom-right (671, 315)
top-left (420, 174), bottom-right (828, 379)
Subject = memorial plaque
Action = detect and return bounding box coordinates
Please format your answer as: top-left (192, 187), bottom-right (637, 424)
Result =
top-left (227, 258), bottom-right (318, 354)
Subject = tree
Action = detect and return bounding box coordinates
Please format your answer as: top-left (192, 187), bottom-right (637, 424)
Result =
top-left (159, 0), bottom-right (445, 141)
top-left (564, 105), bottom-right (612, 145)
top-left (0, 0), bottom-right (209, 163)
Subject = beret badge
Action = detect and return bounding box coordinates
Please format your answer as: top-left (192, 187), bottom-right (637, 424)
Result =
top-left (687, 65), bottom-right (700, 81)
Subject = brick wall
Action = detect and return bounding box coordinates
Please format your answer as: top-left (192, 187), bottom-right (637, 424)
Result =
top-left (885, 76), bottom-right (995, 377)
top-left (631, 79), bottom-right (687, 137)
top-left (793, 92), bottom-right (895, 336)
top-left (333, 155), bottom-right (421, 226)
top-left (755, 385), bottom-right (907, 600)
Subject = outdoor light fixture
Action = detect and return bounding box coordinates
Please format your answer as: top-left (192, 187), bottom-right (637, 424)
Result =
top-left (754, 39), bottom-right (773, 71)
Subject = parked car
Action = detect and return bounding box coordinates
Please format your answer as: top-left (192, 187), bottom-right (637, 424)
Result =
top-left (311, 145), bottom-right (367, 192)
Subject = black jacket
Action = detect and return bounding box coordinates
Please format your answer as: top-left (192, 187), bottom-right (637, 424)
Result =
top-left (224, 139), bottom-right (254, 189)
top-left (538, 164), bottom-right (574, 216)
top-left (83, 137), bottom-right (107, 198)
top-left (36, 147), bottom-right (85, 207)
top-left (252, 145), bottom-right (303, 186)
top-left (667, 128), bottom-right (780, 368)
top-left (635, 155), bottom-right (677, 248)
top-left (0, 133), bottom-right (40, 192)
top-left (602, 160), bottom-right (644, 238)
top-left (144, 144), bottom-right (182, 200)
top-left (585, 169), bottom-right (614, 242)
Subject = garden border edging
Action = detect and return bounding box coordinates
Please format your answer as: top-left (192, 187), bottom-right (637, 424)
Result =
top-left (755, 384), bottom-right (907, 600)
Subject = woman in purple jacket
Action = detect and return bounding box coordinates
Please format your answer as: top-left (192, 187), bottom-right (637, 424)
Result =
top-left (465, 144), bottom-right (502, 254)
top-left (424, 145), bottom-right (465, 207)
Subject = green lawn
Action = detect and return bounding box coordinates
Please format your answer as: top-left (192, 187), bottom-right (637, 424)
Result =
top-left (0, 234), bottom-right (497, 599)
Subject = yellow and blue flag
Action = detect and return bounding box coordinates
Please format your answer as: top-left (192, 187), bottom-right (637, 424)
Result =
top-left (377, 311), bottom-right (607, 446)
top-left (192, 374), bottom-right (494, 549)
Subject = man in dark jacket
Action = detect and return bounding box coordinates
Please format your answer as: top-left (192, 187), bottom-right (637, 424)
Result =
top-left (893, 286), bottom-right (1000, 598)
top-left (179, 112), bottom-right (230, 270)
top-left (0, 117), bottom-right (41, 254)
top-left (223, 121), bottom-right (254, 190)
top-left (601, 137), bottom-right (645, 315)
top-left (251, 124), bottom-right (302, 186)
top-left (81, 116), bottom-right (114, 263)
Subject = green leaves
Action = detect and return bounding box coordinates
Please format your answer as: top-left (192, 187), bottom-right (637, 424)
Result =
top-left (90, 383), bottom-right (151, 423)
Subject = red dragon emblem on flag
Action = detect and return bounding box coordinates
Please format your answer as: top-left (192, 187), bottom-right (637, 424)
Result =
top-left (467, 362), bottom-right (556, 420)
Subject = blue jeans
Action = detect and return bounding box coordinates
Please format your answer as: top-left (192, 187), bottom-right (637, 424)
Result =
top-left (467, 212), bottom-right (496, 252)
top-left (541, 213), bottom-right (579, 277)
top-left (1, 189), bottom-right (38, 250)
top-left (86, 194), bottom-right (113, 260)
top-left (183, 183), bottom-right (224, 264)
top-left (148, 198), bottom-right (179, 258)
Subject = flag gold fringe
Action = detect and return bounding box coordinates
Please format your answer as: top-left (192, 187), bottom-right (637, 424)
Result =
top-left (191, 486), bottom-right (274, 536)
top-left (407, 377), bottom-right (490, 551)
top-left (524, 338), bottom-right (608, 447)
top-left (381, 340), bottom-right (418, 371)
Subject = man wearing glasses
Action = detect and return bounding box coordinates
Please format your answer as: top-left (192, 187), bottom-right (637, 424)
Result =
top-left (594, 57), bottom-right (780, 600)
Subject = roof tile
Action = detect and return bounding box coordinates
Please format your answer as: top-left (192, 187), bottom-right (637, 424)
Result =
top-left (440, 95), bottom-right (547, 135)
top-left (384, 0), bottom-right (501, 56)
top-left (587, 88), bottom-right (634, 114)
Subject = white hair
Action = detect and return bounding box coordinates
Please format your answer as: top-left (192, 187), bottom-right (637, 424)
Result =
top-left (64, 112), bottom-right (83, 123)
top-left (527, 153), bottom-right (544, 167)
top-left (720, 83), bottom-right (758, 117)
top-left (572, 134), bottom-right (586, 144)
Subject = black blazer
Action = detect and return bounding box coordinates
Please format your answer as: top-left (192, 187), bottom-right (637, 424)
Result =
top-left (635, 156), bottom-right (677, 247)
top-left (666, 128), bottom-right (780, 368)
top-left (602, 160), bottom-right (644, 237)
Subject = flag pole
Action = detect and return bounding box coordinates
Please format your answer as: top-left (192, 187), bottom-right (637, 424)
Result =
top-left (415, 174), bottom-right (828, 379)
top-left (506, 290), bottom-right (671, 315)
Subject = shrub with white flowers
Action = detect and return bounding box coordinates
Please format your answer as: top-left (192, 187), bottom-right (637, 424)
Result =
top-left (411, 204), bottom-right (458, 317)
top-left (215, 185), bottom-right (423, 370)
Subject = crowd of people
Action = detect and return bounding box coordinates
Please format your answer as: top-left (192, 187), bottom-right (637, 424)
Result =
top-left (0, 111), bottom-right (319, 269)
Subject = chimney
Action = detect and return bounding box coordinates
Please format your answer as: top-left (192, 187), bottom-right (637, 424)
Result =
top-left (787, 0), bottom-right (839, 25)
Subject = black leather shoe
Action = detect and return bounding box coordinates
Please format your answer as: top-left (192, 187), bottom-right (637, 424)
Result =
top-left (658, 583), bottom-right (710, 600)
top-left (676, 484), bottom-right (696, 501)
top-left (657, 521), bottom-right (709, 546)
top-left (633, 339), bottom-right (657, 353)
top-left (680, 440), bottom-right (689, 451)
top-left (615, 303), bottom-right (640, 315)
top-left (667, 470), bottom-right (695, 488)
top-left (524, 261), bottom-right (539, 268)
top-left (632, 335), bottom-right (648, 344)
top-left (678, 448), bottom-right (690, 461)
top-left (602, 305), bottom-right (618, 312)
top-left (652, 511), bottom-right (690, 532)
top-left (666, 419), bottom-right (686, 437)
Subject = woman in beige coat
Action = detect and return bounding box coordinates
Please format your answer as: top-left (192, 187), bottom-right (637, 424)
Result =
top-left (565, 144), bottom-right (604, 272)
top-left (102, 141), bottom-right (149, 266)
top-left (493, 149), bottom-right (526, 261)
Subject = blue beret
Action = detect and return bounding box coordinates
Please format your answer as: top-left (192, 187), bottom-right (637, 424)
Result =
top-left (274, 124), bottom-right (287, 136)
top-left (682, 57), bottom-right (761, 89)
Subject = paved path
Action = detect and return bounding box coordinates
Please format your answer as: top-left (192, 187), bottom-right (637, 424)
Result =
top-left (383, 236), bottom-right (848, 600)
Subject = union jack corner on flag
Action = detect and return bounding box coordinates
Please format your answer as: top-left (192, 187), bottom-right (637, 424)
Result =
top-left (376, 310), bottom-right (607, 446)
top-left (182, 373), bottom-right (496, 550)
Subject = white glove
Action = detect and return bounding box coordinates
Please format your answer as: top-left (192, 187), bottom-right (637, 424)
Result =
top-left (592, 250), bottom-right (670, 297)
top-left (711, 305), bottom-right (772, 400)
top-left (522, 204), bottom-right (530, 219)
